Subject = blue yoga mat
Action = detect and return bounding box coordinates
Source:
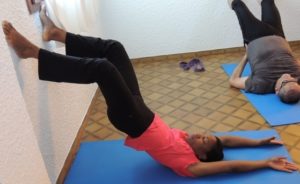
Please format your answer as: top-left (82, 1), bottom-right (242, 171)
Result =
top-left (65, 130), bottom-right (300, 184)
top-left (222, 63), bottom-right (300, 126)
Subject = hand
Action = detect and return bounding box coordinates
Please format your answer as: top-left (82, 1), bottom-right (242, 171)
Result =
top-left (267, 157), bottom-right (299, 173)
top-left (260, 136), bottom-right (283, 146)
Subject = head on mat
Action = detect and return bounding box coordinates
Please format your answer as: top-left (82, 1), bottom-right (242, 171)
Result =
top-left (186, 133), bottom-right (224, 162)
top-left (275, 74), bottom-right (300, 104)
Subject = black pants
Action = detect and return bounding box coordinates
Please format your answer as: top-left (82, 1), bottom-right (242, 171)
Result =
top-left (232, 0), bottom-right (285, 44)
top-left (38, 33), bottom-right (154, 138)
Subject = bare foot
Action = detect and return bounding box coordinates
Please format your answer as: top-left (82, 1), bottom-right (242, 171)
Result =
top-left (39, 6), bottom-right (61, 41)
top-left (2, 21), bottom-right (39, 59)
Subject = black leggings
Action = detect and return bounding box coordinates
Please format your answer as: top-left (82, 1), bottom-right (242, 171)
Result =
top-left (38, 33), bottom-right (154, 138)
top-left (232, 0), bottom-right (285, 44)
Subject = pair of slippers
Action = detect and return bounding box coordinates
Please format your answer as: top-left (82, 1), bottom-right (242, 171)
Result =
top-left (179, 58), bottom-right (205, 72)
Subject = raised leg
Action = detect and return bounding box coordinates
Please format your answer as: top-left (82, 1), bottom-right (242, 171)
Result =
top-left (231, 0), bottom-right (279, 44)
top-left (2, 20), bottom-right (154, 138)
top-left (260, 0), bottom-right (285, 37)
top-left (40, 7), bottom-right (141, 96)
top-left (38, 49), bottom-right (154, 137)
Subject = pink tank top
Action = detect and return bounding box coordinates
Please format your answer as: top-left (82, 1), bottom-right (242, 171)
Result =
top-left (125, 114), bottom-right (199, 177)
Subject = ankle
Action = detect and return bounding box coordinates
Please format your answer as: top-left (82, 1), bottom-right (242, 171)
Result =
top-left (50, 28), bottom-right (66, 43)
top-left (31, 46), bottom-right (40, 59)
top-left (47, 27), bottom-right (59, 41)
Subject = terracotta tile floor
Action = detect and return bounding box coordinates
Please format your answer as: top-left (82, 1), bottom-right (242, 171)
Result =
top-left (81, 45), bottom-right (300, 168)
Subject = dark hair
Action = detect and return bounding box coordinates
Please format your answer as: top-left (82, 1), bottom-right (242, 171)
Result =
top-left (200, 136), bottom-right (224, 162)
top-left (278, 88), bottom-right (300, 104)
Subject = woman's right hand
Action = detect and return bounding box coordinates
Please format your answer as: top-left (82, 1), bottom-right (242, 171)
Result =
top-left (267, 157), bottom-right (299, 173)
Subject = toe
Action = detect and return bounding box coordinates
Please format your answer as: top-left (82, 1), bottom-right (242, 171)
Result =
top-left (2, 21), bottom-right (10, 34)
top-left (2, 21), bottom-right (13, 31)
top-left (2, 21), bottom-right (8, 29)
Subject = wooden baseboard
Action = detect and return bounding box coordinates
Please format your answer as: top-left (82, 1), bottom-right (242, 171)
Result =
top-left (131, 40), bottom-right (300, 63)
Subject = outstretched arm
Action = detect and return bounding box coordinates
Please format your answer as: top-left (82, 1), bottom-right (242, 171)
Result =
top-left (219, 136), bottom-right (283, 147)
top-left (188, 157), bottom-right (298, 177)
top-left (229, 53), bottom-right (248, 89)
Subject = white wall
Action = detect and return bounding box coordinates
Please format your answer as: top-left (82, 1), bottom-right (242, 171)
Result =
top-left (97, 0), bottom-right (300, 58)
top-left (0, 0), bottom-right (97, 183)
top-left (0, 1), bottom-right (51, 184)
top-left (0, 52), bottom-right (51, 184)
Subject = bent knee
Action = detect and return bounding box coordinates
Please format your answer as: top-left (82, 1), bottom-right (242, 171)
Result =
top-left (107, 40), bottom-right (125, 53)
top-left (96, 59), bottom-right (118, 73)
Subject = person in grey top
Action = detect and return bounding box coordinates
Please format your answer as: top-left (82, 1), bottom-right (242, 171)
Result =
top-left (228, 0), bottom-right (300, 104)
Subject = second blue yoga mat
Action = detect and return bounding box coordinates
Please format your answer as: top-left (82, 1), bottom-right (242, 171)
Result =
top-left (65, 130), bottom-right (300, 184)
top-left (222, 63), bottom-right (300, 126)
